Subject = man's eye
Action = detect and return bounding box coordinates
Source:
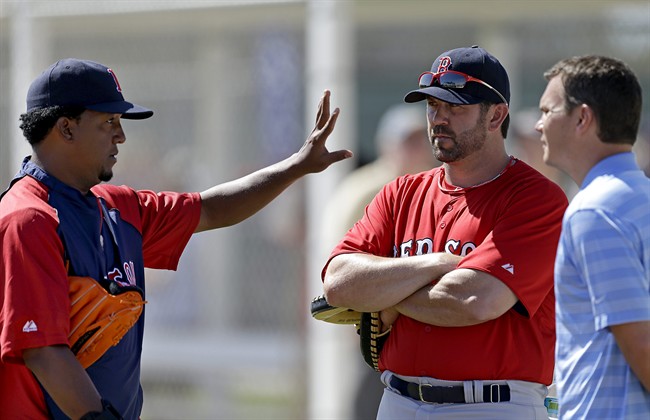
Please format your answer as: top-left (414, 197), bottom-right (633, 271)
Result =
top-left (107, 118), bottom-right (114, 124)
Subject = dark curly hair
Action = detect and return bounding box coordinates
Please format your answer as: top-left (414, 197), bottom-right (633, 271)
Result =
top-left (19, 105), bottom-right (86, 146)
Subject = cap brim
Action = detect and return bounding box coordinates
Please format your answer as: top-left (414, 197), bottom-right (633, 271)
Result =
top-left (86, 101), bottom-right (153, 120)
top-left (404, 87), bottom-right (484, 105)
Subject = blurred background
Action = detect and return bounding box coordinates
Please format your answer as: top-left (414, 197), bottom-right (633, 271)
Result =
top-left (0, 1), bottom-right (648, 419)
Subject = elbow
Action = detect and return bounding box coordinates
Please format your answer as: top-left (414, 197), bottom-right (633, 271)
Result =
top-left (322, 261), bottom-right (353, 308)
top-left (322, 273), bottom-right (347, 308)
top-left (464, 298), bottom-right (505, 325)
top-left (322, 254), bottom-right (375, 310)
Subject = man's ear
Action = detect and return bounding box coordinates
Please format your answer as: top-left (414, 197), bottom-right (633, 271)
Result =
top-left (488, 104), bottom-right (509, 133)
top-left (575, 104), bottom-right (595, 135)
top-left (54, 117), bottom-right (75, 141)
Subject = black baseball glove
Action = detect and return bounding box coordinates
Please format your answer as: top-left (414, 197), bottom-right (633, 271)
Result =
top-left (310, 295), bottom-right (391, 371)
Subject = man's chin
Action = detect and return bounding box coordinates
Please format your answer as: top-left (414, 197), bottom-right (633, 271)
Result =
top-left (98, 172), bottom-right (114, 183)
top-left (433, 149), bottom-right (460, 163)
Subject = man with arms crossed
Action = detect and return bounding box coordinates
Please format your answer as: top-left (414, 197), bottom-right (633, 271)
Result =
top-left (537, 55), bottom-right (649, 419)
top-left (322, 46), bottom-right (567, 418)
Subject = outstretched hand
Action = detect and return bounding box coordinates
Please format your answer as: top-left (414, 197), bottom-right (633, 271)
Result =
top-left (195, 90), bottom-right (353, 232)
top-left (294, 90), bottom-right (353, 174)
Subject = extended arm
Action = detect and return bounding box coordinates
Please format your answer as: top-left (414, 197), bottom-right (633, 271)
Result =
top-left (23, 345), bottom-right (103, 418)
top-left (610, 320), bottom-right (650, 391)
top-left (323, 252), bottom-right (462, 312)
top-left (195, 90), bottom-right (352, 232)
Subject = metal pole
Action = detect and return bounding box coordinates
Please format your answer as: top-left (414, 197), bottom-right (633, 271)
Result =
top-left (6, 1), bottom-right (34, 179)
top-left (305, 0), bottom-right (356, 418)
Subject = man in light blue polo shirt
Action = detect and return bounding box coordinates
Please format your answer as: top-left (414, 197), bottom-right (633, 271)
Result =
top-left (536, 55), bottom-right (650, 419)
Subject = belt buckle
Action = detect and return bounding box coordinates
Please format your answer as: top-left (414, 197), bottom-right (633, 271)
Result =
top-left (488, 383), bottom-right (500, 403)
top-left (418, 383), bottom-right (433, 403)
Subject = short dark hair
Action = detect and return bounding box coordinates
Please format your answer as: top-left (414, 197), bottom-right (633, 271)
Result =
top-left (479, 101), bottom-right (509, 138)
top-left (19, 105), bottom-right (85, 146)
top-left (544, 55), bottom-right (642, 145)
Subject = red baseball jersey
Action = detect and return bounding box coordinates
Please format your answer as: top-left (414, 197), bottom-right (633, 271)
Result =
top-left (0, 165), bottom-right (201, 419)
top-left (323, 158), bottom-right (567, 384)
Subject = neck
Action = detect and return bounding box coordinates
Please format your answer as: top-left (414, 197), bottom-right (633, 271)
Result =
top-left (443, 152), bottom-right (512, 189)
top-left (31, 148), bottom-right (94, 194)
top-left (569, 145), bottom-right (633, 186)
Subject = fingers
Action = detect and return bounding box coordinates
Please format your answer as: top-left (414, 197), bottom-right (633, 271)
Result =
top-left (308, 105), bottom-right (340, 148)
top-left (316, 90), bottom-right (331, 127)
top-left (327, 149), bottom-right (354, 164)
top-left (309, 149), bottom-right (353, 173)
top-left (307, 89), bottom-right (353, 170)
top-left (320, 107), bottom-right (340, 138)
top-left (379, 307), bottom-right (400, 330)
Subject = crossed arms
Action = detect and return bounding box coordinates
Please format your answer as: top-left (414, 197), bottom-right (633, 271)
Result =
top-left (323, 252), bottom-right (518, 328)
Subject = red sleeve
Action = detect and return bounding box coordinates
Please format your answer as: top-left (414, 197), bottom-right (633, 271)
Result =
top-left (0, 208), bottom-right (70, 363)
top-left (96, 185), bottom-right (202, 270)
top-left (321, 178), bottom-right (402, 280)
top-left (138, 189), bottom-right (202, 269)
top-left (458, 178), bottom-right (567, 317)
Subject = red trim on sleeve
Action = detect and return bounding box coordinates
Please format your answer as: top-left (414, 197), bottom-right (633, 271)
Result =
top-left (93, 185), bottom-right (202, 270)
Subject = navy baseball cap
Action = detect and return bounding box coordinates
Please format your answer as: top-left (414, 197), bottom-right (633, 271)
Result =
top-left (404, 46), bottom-right (510, 106)
top-left (26, 58), bottom-right (153, 119)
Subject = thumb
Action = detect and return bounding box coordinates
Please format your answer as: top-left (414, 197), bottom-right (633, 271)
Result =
top-left (326, 149), bottom-right (354, 165)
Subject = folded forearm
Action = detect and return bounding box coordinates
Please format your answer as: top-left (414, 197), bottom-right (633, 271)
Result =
top-left (395, 268), bottom-right (519, 327)
top-left (395, 283), bottom-right (483, 327)
top-left (324, 252), bottom-right (461, 312)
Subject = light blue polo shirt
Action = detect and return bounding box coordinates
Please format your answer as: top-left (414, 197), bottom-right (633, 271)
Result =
top-left (555, 152), bottom-right (650, 419)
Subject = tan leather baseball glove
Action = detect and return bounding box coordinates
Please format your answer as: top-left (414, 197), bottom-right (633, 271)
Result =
top-left (68, 276), bottom-right (146, 368)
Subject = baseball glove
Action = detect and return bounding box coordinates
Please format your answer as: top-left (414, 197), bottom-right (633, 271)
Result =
top-left (310, 295), bottom-right (362, 324)
top-left (358, 311), bottom-right (391, 371)
top-left (310, 295), bottom-right (391, 371)
top-left (68, 276), bottom-right (146, 368)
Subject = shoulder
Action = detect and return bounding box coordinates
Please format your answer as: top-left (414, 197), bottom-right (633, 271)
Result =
top-left (569, 171), bottom-right (650, 221)
top-left (503, 160), bottom-right (568, 206)
top-left (92, 184), bottom-right (200, 207)
top-left (91, 184), bottom-right (168, 211)
top-left (563, 176), bottom-right (649, 252)
top-left (91, 184), bottom-right (138, 206)
top-left (511, 159), bottom-right (566, 192)
top-left (574, 153), bottom-right (650, 209)
top-left (1, 176), bottom-right (59, 228)
top-left (390, 167), bottom-right (440, 190)
top-left (467, 160), bottom-right (568, 230)
top-left (371, 169), bottom-right (440, 207)
top-left (583, 170), bottom-right (649, 204)
top-left (2, 175), bottom-right (51, 206)
top-left (92, 184), bottom-right (201, 227)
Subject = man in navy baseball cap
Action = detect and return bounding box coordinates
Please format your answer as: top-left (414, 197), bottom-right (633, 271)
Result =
top-left (26, 58), bottom-right (153, 119)
top-left (2, 56), bottom-right (352, 419)
top-left (404, 45), bottom-right (510, 106)
top-left (322, 44), bottom-right (567, 419)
